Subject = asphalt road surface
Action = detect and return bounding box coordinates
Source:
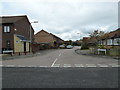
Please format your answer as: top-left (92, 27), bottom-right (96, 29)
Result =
top-left (2, 47), bottom-right (119, 67)
top-left (2, 67), bottom-right (119, 88)
top-left (1, 47), bottom-right (119, 88)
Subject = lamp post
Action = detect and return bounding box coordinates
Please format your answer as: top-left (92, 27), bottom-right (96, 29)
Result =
top-left (30, 21), bottom-right (38, 53)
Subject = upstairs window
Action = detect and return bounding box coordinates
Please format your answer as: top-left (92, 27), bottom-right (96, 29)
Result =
top-left (4, 26), bottom-right (10, 33)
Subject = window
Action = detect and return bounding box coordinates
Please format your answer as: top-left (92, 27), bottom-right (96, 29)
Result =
top-left (103, 40), bottom-right (106, 45)
top-left (6, 40), bottom-right (11, 48)
top-left (114, 38), bottom-right (120, 45)
top-left (107, 39), bottom-right (112, 45)
top-left (4, 26), bottom-right (10, 32)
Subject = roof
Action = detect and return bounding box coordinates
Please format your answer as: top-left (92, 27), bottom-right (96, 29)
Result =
top-left (87, 37), bottom-right (98, 44)
top-left (98, 28), bottom-right (120, 40)
top-left (0, 15), bottom-right (28, 24)
top-left (108, 28), bottom-right (120, 39)
top-left (50, 33), bottom-right (64, 41)
top-left (82, 37), bottom-right (90, 41)
top-left (0, 15), bottom-right (34, 32)
top-left (35, 29), bottom-right (50, 36)
top-left (16, 34), bottom-right (30, 42)
top-left (35, 29), bottom-right (64, 41)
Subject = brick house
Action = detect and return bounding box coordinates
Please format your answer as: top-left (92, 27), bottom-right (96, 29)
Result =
top-left (81, 29), bottom-right (120, 56)
top-left (34, 29), bottom-right (64, 50)
top-left (97, 28), bottom-right (120, 56)
top-left (0, 15), bottom-right (34, 54)
top-left (98, 28), bottom-right (120, 48)
top-left (50, 33), bottom-right (64, 47)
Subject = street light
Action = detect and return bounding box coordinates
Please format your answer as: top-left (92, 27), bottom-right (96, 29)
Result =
top-left (30, 21), bottom-right (38, 52)
top-left (31, 21), bottom-right (38, 24)
top-left (30, 21), bottom-right (38, 42)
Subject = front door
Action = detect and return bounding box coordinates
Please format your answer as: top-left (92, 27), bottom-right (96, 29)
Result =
top-left (24, 42), bottom-right (26, 52)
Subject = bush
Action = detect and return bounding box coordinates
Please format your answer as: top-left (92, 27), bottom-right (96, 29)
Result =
top-left (81, 43), bottom-right (89, 50)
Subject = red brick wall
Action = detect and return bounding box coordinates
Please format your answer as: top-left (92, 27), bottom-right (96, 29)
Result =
top-left (14, 17), bottom-right (34, 42)
top-left (2, 16), bottom-right (34, 53)
top-left (2, 24), bottom-right (14, 50)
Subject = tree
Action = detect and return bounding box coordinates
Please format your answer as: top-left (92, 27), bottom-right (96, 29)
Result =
top-left (89, 30), bottom-right (105, 37)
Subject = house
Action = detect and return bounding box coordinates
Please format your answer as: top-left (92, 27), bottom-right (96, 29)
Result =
top-left (98, 28), bottom-right (120, 48)
top-left (97, 28), bottom-right (120, 56)
top-left (86, 37), bottom-right (98, 46)
top-left (34, 29), bottom-right (64, 49)
top-left (0, 15), bottom-right (34, 54)
top-left (50, 33), bottom-right (64, 47)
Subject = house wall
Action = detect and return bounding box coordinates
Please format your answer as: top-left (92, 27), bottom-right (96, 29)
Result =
top-left (1, 16), bottom-right (34, 53)
top-left (2, 24), bottom-right (14, 50)
top-left (14, 35), bottom-right (24, 53)
top-left (26, 42), bottom-right (30, 52)
top-left (35, 31), bottom-right (55, 47)
top-left (52, 36), bottom-right (63, 47)
top-left (14, 17), bottom-right (34, 42)
top-left (14, 35), bottom-right (30, 53)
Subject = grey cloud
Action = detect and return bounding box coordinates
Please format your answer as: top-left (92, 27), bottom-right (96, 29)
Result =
top-left (1, 1), bottom-right (118, 40)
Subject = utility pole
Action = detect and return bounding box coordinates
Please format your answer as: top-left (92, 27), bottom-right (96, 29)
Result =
top-left (30, 21), bottom-right (38, 53)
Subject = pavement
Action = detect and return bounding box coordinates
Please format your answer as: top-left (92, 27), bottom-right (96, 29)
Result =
top-left (1, 49), bottom-right (59, 61)
top-left (75, 49), bottom-right (120, 60)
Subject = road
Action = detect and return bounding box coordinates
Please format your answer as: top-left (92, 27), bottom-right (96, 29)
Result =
top-left (1, 47), bottom-right (119, 88)
top-left (2, 67), bottom-right (119, 88)
top-left (2, 47), bottom-right (119, 67)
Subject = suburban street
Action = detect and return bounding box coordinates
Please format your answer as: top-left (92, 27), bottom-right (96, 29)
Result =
top-left (1, 1), bottom-right (120, 89)
top-left (2, 47), bottom-right (119, 67)
top-left (2, 47), bottom-right (119, 88)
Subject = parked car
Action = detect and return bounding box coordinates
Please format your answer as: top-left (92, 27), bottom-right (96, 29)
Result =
top-left (59, 44), bottom-right (66, 49)
top-left (66, 45), bottom-right (73, 49)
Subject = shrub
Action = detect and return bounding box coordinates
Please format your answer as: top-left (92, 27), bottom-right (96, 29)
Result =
top-left (81, 43), bottom-right (89, 50)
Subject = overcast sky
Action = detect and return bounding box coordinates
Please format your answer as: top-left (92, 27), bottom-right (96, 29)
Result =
top-left (0, 0), bottom-right (119, 40)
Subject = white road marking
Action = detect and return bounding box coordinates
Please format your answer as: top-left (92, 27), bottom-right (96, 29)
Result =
top-left (2, 65), bottom-right (49, 67)
top-left (4, 65), bottom-right (15, 67)
top-left (51, 58), bottom-right (58, 67)
top-left (86, 64), bottom-right (97, 67)
top-left (1, 63), bottom-right (119, 68)
top-left (86, 64), bottom-right (95, 65)
top-left (59, 53), bottom-right (61, 56)
top-left (17, 65), bottom-right (26, 67)
top-left (0, 65), bottom-right (3, 67)
top-left (38, 66), bottom-right (49, 67)
top-left (74, 64), bottom-right (84, 67)
top-left (97, 64), bottom-right (108, 67)
top-left (108, 64), bottom-right (119, 67)
top-left (52, 64), bottom-right (60, 67)
top-left (63, 64), bottom-right (71, 67)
